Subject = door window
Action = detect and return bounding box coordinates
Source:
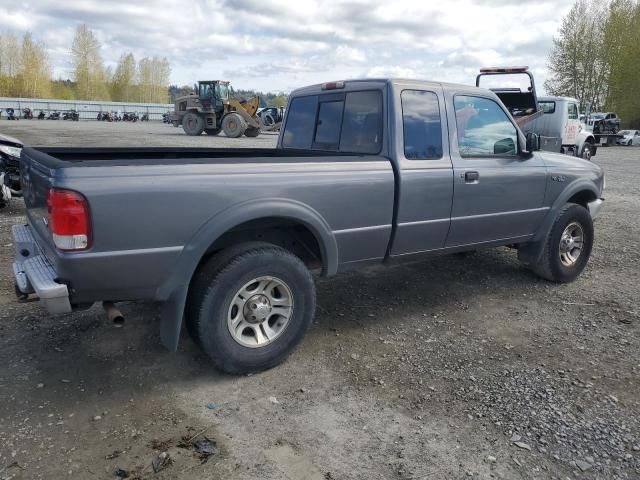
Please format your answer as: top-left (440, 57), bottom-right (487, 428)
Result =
top-left (568, 103), bottom-right (578, 120)
top-left (454, 95), bottom-right (518, 157)
top-left (401, 90), bottom-right (443, 160)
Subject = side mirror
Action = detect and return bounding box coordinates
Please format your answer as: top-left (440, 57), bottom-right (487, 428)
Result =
top-left (494, 137), bottom-right (516, 154)
top-left (524, 132), bottom-right (540, 153)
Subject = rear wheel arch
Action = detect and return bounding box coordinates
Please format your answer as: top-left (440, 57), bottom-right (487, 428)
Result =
top-left (157, 200), bottom-right (338, 351)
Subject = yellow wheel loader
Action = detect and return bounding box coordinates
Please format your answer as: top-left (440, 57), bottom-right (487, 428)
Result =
top-left (170, 81), bottom-right (262, 138)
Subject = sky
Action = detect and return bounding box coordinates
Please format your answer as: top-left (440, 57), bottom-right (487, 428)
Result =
top-left (0, 0), bottom-right (575, 94)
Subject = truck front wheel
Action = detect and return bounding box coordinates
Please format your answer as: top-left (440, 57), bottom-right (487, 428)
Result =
top-left (530, 203), bottom-right (594, 283)
top-left (222, 113), bottom-right (247, 138)
top-left (580, 141), bottom-right (594, 161)
top-left (186, 242), bottom-right (316, 374)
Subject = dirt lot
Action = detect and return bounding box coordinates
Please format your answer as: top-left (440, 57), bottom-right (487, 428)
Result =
top-left (1, 122), bottom-right (639, 480)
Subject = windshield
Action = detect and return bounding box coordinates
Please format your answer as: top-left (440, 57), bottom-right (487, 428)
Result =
top-left (619, 130), bottom-right (630, 135)
top-left (216, 83), bottom-right (230, 100)
top-left (199, 83), bottom-right (214, 97)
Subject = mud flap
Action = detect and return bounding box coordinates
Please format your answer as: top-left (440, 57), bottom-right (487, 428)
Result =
top-left (517, 241), bottom-right (544, 265)
top-left (159, 287), bottom-right (188, 352)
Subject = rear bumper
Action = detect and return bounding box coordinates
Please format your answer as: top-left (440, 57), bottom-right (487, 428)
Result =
top-left (12, 224), bottom-right (72, 314)
top-left (588, 198), bottom-right (604, 220)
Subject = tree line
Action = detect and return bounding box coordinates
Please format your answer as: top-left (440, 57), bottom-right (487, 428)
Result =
top-left (545, 0), bottom-right (640, 127)
top-left (0, 25), bottom-right (171, 104)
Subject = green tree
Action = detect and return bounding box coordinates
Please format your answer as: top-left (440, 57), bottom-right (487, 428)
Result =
top-left (604, 0), bottom-right (640, 127)
top-left (138, 56), bottom-right (171, 103)
top-left (51, 79), bottom-right (76, 100)
top-left (0, 32), bottom-right (21, 96)
top-left (110, 52), bottom-right (136, 101)
top-left (71, 24), bottom-right (109, 100)
top-left (544, 0), bottom-right (609, 111)
top-left (19, 32), bottom-right (51, 98)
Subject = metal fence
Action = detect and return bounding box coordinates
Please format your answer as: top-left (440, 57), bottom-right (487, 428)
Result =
top-left (0, 97), bottom-right (173, 121)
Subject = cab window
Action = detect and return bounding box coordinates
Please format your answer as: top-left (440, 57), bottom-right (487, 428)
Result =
top-left (539, 101), bottom-right (556, 114)
top-left (282, 95), bottom-right (317, 149)
top-left (282, 90), bottom-right (382, 154)
top-left (454, 95), bottom-right (518, 157)
top-left (314, 100), bottom-right (344, 147)
top-left (401, 90), bottom-right (443, 160)
top-left (567, 103), bottom-right (578, 120)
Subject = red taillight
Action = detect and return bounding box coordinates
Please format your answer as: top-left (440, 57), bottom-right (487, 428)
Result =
top-left (47, 189), bottom-right (91, 251)
top-left (321, 81), bottom-right (345, 90)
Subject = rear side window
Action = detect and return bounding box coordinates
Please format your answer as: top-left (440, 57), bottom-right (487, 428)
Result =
top-left (539, 101), bottom-right (556, 114)
top-left (340, 91), bottom-right (383, 154)
top-left (401, 90), bottom-right (443, 160)
top-left (282, 90), bottom-right (382, 154)
top-left (282, 95), bottom-right (317, 149)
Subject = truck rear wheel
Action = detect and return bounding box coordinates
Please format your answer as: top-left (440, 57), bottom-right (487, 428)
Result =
top-left (222, 113), bottom-right (246, 138)
top-left (186, 242), bottom-right (316, 374)
top-left (530, 203), bottom-right (593, 283)
top-left (182, 112), bottom-right (205, 135)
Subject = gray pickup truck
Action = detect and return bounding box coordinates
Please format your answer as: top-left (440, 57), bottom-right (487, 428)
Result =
top-left (13, 78), bottom-right (605, 374)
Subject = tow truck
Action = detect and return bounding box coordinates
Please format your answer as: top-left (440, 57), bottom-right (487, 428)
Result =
top-left (476, 67), bottom-right (598, 160)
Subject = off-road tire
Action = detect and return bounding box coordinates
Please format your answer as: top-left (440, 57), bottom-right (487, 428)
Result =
top-left (185, 242), bottom-right (316, 374)
top-left (205, 128), bottom-right (221, 136)
top-left (530, 203), bottom-right (593, 283)
top-left (244, 126), bottom-right (260, 137)
top-left (221, 113), bottom-right (247, 138)
top-left (182, 112), bottom-right (205, 136)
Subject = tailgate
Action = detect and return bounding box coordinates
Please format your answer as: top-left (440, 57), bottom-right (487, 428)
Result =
top-left (20, 147), bottom-right (57, 249)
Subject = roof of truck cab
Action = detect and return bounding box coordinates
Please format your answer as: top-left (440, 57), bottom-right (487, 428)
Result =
top-left (538, 95), bottom-right (579, 103)
top-left (289, 78), bottom-right (485, 96)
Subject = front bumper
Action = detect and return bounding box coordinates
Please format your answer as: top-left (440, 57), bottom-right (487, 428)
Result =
top-left (587, 198), bottom-right (604, 220)
top-left (12, 224), bottom-right (72, 314)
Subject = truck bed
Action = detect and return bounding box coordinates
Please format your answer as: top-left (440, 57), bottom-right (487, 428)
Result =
top-left (19, 146), bottom-right (396, 305)
top-left (27, 147), bottom-right (366, 168)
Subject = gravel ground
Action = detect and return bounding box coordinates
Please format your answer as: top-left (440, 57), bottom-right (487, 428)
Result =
top-left (0, 120), bottom-right (279, 148)
top-left (0, 122), bottom-right (638, 480)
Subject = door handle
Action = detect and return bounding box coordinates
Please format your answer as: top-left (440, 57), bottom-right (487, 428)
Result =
top-left (464, 171), bottom-right (479, 183)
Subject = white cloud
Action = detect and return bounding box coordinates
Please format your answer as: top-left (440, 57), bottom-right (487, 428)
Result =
top-left (1, 0), bottom-right (575, 93)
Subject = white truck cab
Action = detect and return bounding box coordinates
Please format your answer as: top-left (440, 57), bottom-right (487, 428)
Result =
top-left (530, 96), bottom-right (597, 160)
top-left (475, 67), bottom-right (597, 160)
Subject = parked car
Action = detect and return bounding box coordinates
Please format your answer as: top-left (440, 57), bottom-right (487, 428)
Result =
top-left (12, 78), bottom-right (605, 374)
top-left (586, 112), bottom-right (621, 136)
top-left (0, 133), bottom-right (23, 208)
top-left (617, 129), bottom-right (639, 146)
